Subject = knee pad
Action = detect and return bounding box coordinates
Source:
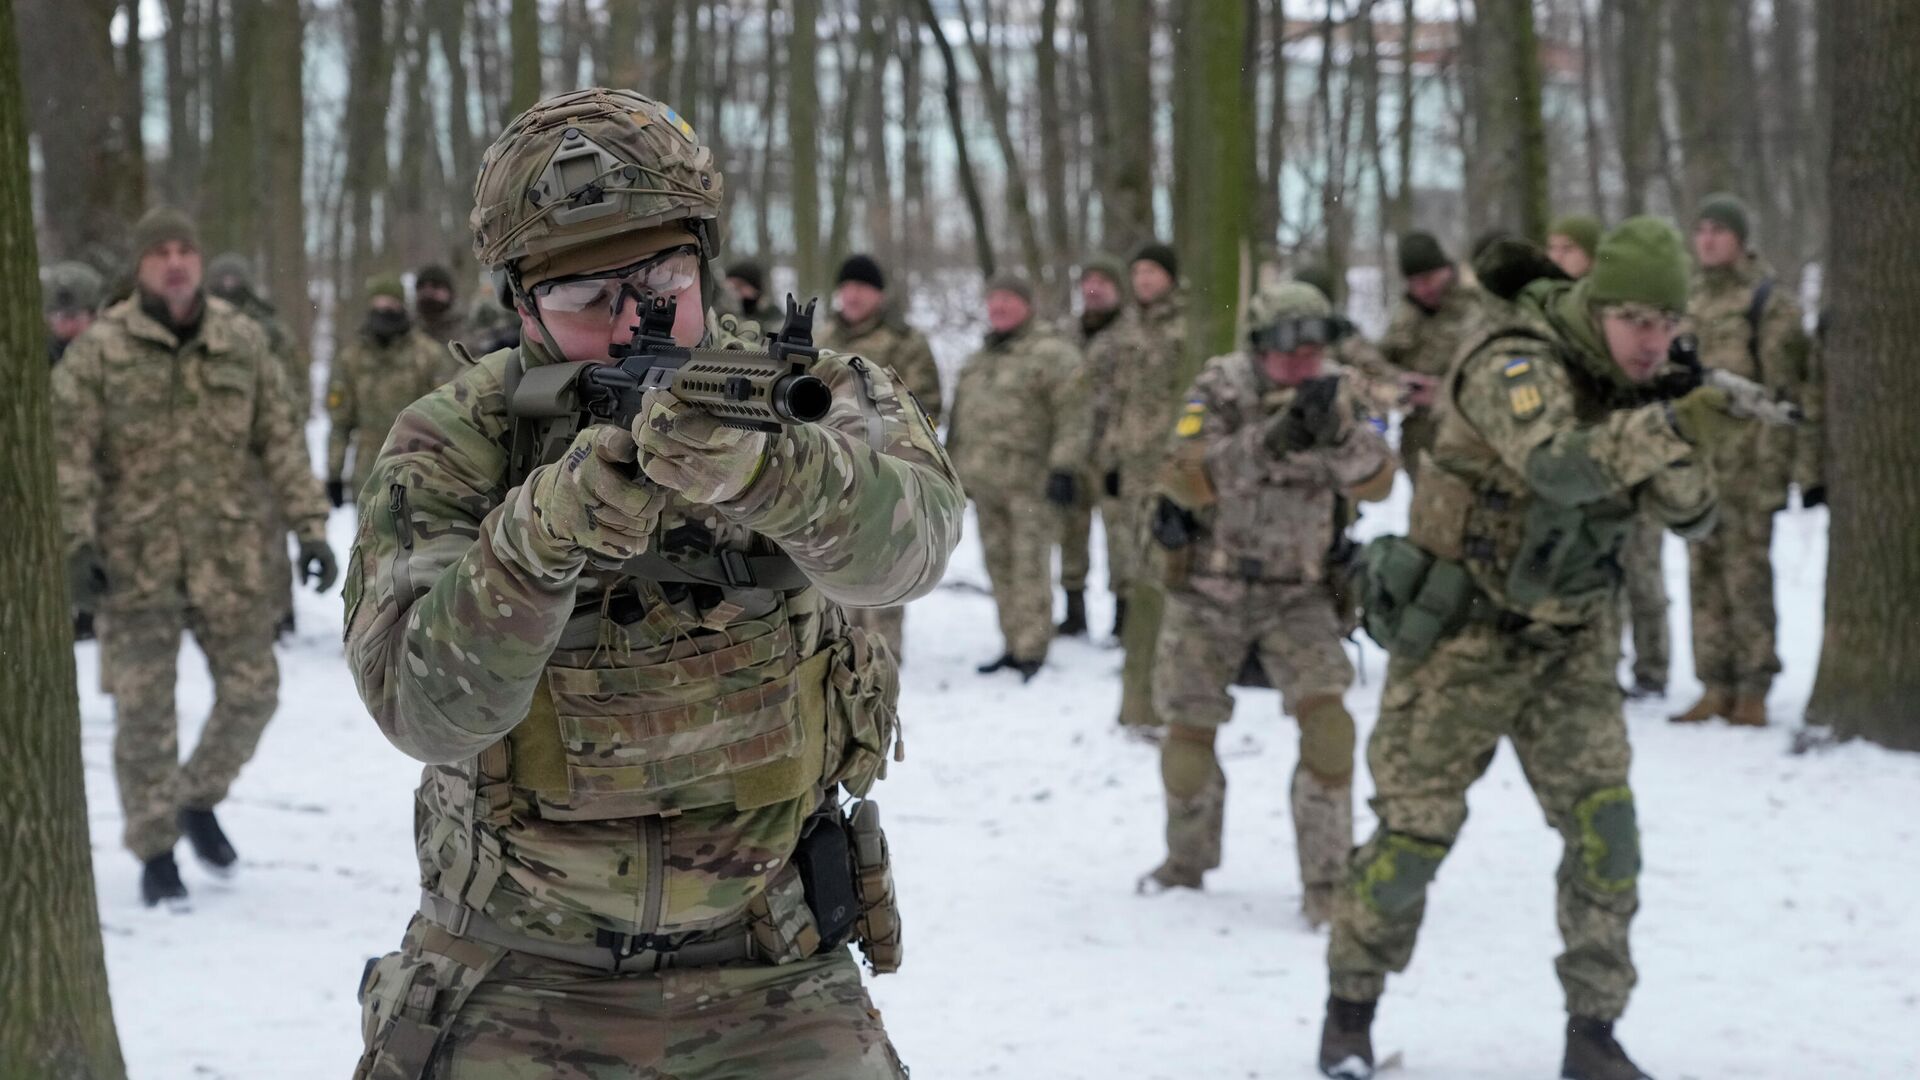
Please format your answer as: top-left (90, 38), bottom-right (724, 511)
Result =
top-left (1160, 725), bottom-right (1219, 799)
top-left (1354, 831), bottom-right (1448, 916)
top-left (1296, 695), bottom-right (1356, 784)
top-left (1573, 786), bottom-right (1640, 893)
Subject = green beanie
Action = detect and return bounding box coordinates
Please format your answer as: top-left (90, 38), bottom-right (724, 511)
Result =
top-left (1587, 216), bottom-right (1690, 313)
top-left (1549, 214), bottom-right (1603, 257)
top-left (1398, 231), bottom-right (1451, 277)
top-left (366, 274), bottom-right (407, 303)
top-left (1695, 193), bottom-right (1751, 246)
top-left (131, 207), bottom-right (200, 262)
top-left (985, 271), bottom-right (1034, 305)
top-left (1078, 254), bottom-right (1128, 293)
top-left (1293, 263), bottom-right (1339, 304)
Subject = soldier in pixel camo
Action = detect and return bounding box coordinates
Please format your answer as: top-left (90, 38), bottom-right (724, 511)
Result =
top-left (345, 88), bottom-right (961, 1080)
top-left (53, 207), bottom-right (336, 908)
top-left (1378, 231), bottom-right (1491, 488)
top-left (1058, 255), bottom-right (1130, 639)
top-left (325, 275), bottom-right (465, 506)
top-left (1320, 220), bottom-right (1750, 1080)
top-left (1136, 283), bottom-right (1393, 928)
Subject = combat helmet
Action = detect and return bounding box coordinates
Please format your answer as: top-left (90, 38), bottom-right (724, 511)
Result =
top-left (471, 87), bottom-right (724, 288)
top-left (43, 261), bottom-right (105, 314)
top-left (1247, 280), bottom-right (1349, 354)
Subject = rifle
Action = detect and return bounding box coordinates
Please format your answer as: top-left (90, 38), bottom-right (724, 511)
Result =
top-left (1665, 334), bottom-right (1803, 426)
top-left (513, 294), bottom-right (833, 433)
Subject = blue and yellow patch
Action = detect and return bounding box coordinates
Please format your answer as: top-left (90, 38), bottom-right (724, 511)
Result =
top-left (661, 107), bottom-right (698, 143)
top-left (1504, 357), bottom-right (1544, 420)
top-left (1175, 400), bottom-right (1206, 438)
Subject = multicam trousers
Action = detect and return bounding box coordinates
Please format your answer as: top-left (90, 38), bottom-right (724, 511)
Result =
top-left (1687, 500), bottom-right (1781, 698)
top-left (973, 489), bottom-right (1055, 663)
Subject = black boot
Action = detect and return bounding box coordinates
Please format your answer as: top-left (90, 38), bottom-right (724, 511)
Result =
top-left (74, 611), bottom-right (96, 641)
top-left (1013, 658), bottom-right (1043, 683)
top-left (1562, 1016), bottom-right (1652, 1080)
top-left (178, 807), bottom-right (238, 873)
top-left (141, 852), bottom-right (189, 908)
top-left (1318, 996), bottom-right (1377, 1079)
top-left (275, 610), bottom-right (296, 641)
top-left (1056, 590), bottom-right (1088, 637)
top-left (976, 652), bottom-right (1014, 675)
top-left (1111, 598), bottom-right (1129, 640)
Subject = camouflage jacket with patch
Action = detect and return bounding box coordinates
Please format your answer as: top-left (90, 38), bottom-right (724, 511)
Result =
top-left (1379, 282), bottom-right (1491, 394)
top-left (1091, 292), bottom-right (1188, 495)
top-left (945, 318), bottom-right (1090, 498)
top-left (53, 295), bottom-right (329, 614)
top-left (1161, 354), bottom-right (1393, 594)
top-left (327, 327), bottom-right (464, 499)
top-left (819, 310), bottom-right (944, 426)
top-left (343, 315), bottom-right (963, 944)
top-left (1687, 254), bottom-right (1817, 508)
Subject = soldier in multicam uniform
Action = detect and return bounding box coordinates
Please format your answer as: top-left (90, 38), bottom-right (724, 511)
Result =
top-left (53, 207), bottom-right (336, 908)
top-left (325, 275), bottom-right (464, 507)
top-left (818, 253), bottom-right (945, 663)
top-left (1319, 220), bottom-right (1754, 1080)
top-left (1378, 231), bottom-right (1490, 487)
top-left (1060, 255), bottom-right (1130, 639)
top-left (1136, 283), bottom-right (1394, 926)
top-left (413, 263), bottom-right (473, 347)
top-left (44, 260), bottom-right (104, 365)
top-left (721, 258), bottom-right (784, 327)
top-left (946, 273), bottom-right (1087, 679)
top-left (344, 88), bottom-right (961, 1079)
top-left (1670, 194), bottom-right (1819, 728)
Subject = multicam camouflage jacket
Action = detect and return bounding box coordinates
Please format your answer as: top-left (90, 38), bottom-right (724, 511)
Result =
top-left (1159, 355), bottom-right (1394, 598)
top-left (343, 314), bottom-right (964, 948)
top-left (819, 310), bottom-right (945, 426)
top-left (944, 318), bottom-right (1090, 498)
top-left (1688, 253), bottom-right (1818, 509)
top-left (53, 295), bottom-right (330, 615)
top-left (327, 327), bottom-right (465, 499)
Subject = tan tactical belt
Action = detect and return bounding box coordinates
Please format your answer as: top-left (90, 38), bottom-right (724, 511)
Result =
top-left (420, 892), bottom-right (757, 974)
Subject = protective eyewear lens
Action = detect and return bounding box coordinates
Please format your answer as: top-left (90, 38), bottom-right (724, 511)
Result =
top-left (533, 247), bottom-right (702, 315)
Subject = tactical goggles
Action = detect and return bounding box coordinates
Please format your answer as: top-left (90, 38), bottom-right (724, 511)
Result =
top-left (1248, 316), bottom-right (1351, 354)
top-left (531, 245), bottom-right (701, 320)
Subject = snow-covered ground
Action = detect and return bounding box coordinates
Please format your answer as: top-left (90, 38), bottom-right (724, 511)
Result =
top-left (80, 470), bottom-right (1920, 1078)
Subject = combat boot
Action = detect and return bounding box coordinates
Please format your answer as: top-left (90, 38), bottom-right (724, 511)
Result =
top-left (976, 652), bottom-right (1014, 675)
top-left (1135, 859), bottom-right (1205, 894)
top-left (1057, 590), bottom-right (1088, 637)
top-left (1561, 1016), bottom-right (1652, 1080)
top-left (1302, 884), bottom-right (1336, 929)
top-left (1726, 695), bottom-right (1768, 727)
top-left (1317, 995), bottom-right (1377, 1079)
top-left (140, 852), bottom-right (189, 908)
top-left (1012, 658), bottom-right (1043, 683)
top-left (1668, 687), bottom-right (1730, 724)
top-left (1623, 677), bottom-right (1664, 701)
top-left (179, 807), bottom-right (238, 873)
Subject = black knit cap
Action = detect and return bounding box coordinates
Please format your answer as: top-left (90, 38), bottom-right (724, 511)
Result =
top-left (836, 253), bottom-right (886, 291)
top-left (415, 264), bottom-right (456, 290)
top-left (1132, 241), bottom-right (1178, 281)
top-left (725, 260), bottom-right (768, 295)
top-left (1398, 231), bottom-right (1452, 277)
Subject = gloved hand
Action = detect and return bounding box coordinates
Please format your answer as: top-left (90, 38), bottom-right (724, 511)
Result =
top-left (1150, 497), bottom-right (1198, 550)
top-left (67, 543), bottom-right (109, 612)
top-left (325, 478), bottom-right (347, 508)
top-left (1103, 470), bottom-right (1121, 498)
top-left (1045, 470), bottom-right (1078, 507)
top-left (1264, 377), bottom-right (1342, 456)
top-left (1669, 386), bottom-right (1753, 450)
top-left (529, 425), bottom-right (664, 562)
top-left (298, 538), bottom-right (339, 592)
top-left (633, 390), bottom-right (770, 505)
top-left (1800, 485), bottom-right (1827, 510)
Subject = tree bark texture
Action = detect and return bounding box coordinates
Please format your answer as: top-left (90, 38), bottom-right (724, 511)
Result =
top-left (261, 0), bottom-right (311, 345)
top-left (16, 0), bottom-right (144, 264)
top-left (918, 0), bottom-right (995, 276)
top-left (510, 0), bottom-right (542, 115)
top-left (0, 2), bottom-right (131, 1074)
top-left (1806, 0), bottom-right (1920, 752)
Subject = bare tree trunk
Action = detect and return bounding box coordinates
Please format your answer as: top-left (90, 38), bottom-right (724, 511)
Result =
top-left (1478, 0), bottom-right (1550, 238)
top-left (118, 0), bottom-right (148, 208)
top-left (1103, 0), bottom-right (1155, 251)
top-left (898, 6), bottom-right (928, 265)
top-left (863, 0), bottom-right (897, 269)
top-left (1575, 0), bottom-right (1608, 217)
top-left (0, 4), bottom-right (130, 1073)
top-left (510, 0), bottom-right (541, 114)
top-left (955, 0), bottom-right (1047, 287)
top-left (1257, 0), bottom-right (1289, 263)
top-left (1391, 0), bottom-right (1414, 234)
top-left (260, 0), bottom-right (310, 344)
top-left (608, 0), bottom-right (641, 85)
top-left (1668, 0), bottom-right (1737, 207)
top-left (394, 5), bottom-right (438, 269)
top-left (435, 0), bottom-right (478, 206)
top-left (16, 0), bottom-right (144, 264)
top-left (826, 0), bottom-right (874, 269)
top-left (916, 0), bottom-right (995, 275)
top-left (163, 0), bottom-right (198, 205)
top-left (203, 0), bottom-right (261, 257)
top-left (789, 0), bottom-right (824, 289)
top-left (343, 0), bottom-right (394, 302)
top-left (1036, 0), bottom-right (1073, 289)
top-left (649, 0), bottom-right (680, 102)
top-left (1806, 0), bottom-right (1920, 752)
top-left (754, 0), bottom-right (781, 261)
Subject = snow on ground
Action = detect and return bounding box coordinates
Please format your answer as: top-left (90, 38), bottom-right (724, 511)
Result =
top-left (80, 474), bottom-right (1920, 1078)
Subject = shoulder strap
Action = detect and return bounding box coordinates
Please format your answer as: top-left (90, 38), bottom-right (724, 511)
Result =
top-left (1745, 277), bottom-right (1775, 371)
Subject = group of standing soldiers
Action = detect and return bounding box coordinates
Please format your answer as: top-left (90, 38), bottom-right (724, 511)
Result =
top-left (43, 207), bottom-right (491, 908)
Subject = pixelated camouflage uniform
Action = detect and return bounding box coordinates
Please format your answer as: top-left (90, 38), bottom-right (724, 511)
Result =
top-left (817, 308), bottom-right (946, 662)
top-left (1378, 281), bottom-right (1489, 484)
top-left (1328, 278), bottom-right (1720, 1020)
top-left (1093, 292), bottom-right (1188, 603)
top-left (1053, 306), bottom-right (1127, 600)
top-left (1683, 254), bottom-right (1816, 700)
top-left (326, 326), bottom-right (464, 500)
top-left (1150, 356), bottom-right (1393, 891)
top-left (945, 317), bottom-right (1090, 664)
top-left (224, 290), bottom-right (313, 630)
top-left (345, 316), bottom-right (961, 1079)
top-left (53, 295), bottom-right (329, 859)
top-left (1620, 514), bottom-right (1669, 690)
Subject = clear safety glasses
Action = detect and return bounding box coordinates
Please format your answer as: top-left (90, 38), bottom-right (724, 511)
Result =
top-left (531, 245), bottom-right (701, 320)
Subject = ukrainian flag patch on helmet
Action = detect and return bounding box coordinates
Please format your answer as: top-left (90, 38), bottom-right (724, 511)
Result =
top-left (662, 107), bottom-right (697, 143)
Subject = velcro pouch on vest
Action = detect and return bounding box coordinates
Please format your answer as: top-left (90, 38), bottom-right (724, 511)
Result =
top-left (352, 916), bottom-right (506, 1080)
top-left (1360, 536), bottom-right (1476, 661)
top-left (821, 625), bottom-right (902, 797)
top-left (1504, 499), bottom-right (1631, 616)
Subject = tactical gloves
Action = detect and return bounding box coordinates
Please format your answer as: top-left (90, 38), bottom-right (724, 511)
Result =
top-left (298, 538), bottom-right (339, 592)
top-left (1150, 497), bottom-right (1198, 550)
top-left (633, 390), bottom-right (769, 505)
top-left (67, 543), bottom-right (109, 612)
top-left (1668, 386), bottom-right (1753, 450)
top-left (325, 478), bottom-right (347, 508)
top-left (1045, 470), bottom-right (1078, 507)
top-left (529, 425), bottom-right (664, 562)
top-left (1265, 376), bottom-right (1343, 456)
